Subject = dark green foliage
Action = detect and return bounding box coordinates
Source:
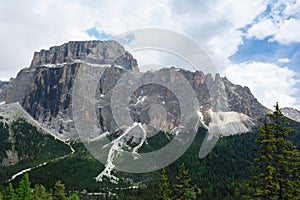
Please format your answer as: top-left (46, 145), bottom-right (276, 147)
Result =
top-left (173, 163), bottom-right (196, 200)
top-left (5, 183), bottom-right (16, 200)
top-left (244, 103), bottom-right (300, 199)
top-left (67, 194), bottom-right (80, 200)
top-left (1, 174), bottom-right (80, 200)
top-left (33, 184), bottom-right (48, 200)
top-left (17, 173), bottom-right (32, 200)
top-left (140, 131), bottom-right (173, 153)
top-left (156, 169), bottom-right (171, 200)
top-left (52, 181), bottom-right (67, 200)
top-left (0, 118), bottom-right (71, 185)
top-left (0, 120), bottom-right (10, 160)
top-left (11, 119), bottom-right (71, 161)
top-left (23, 143), bottom-right (105, 191)
top-left (157, 164), bottom-right (198, 200)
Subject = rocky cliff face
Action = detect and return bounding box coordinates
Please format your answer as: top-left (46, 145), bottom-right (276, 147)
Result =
top-left (2, 41), bottom-right (139, 139)
top-left (29, 40), bottom-right (138, 72)
top-left (0, 81), bottom-right (8, 102)
top-left (5, 69), bottom-right (34, 104)
top-left (22, 63), bottom-right (80, 139)
top-left (0, 40), bottom-right (269, 140)
top-left (93, 67), bottom-right (268, 136)
top-left (0, 81), bottom-right (8, 88)
top-left (281, 107), bottom-right (300, 123)
top-left (4, 40), bottom-right (138, 105)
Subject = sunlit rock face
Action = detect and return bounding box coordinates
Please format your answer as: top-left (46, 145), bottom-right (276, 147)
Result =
top-left (281, 107), bottom-right (300, 123)
top-left (29, 40), bottom-right (138, 71)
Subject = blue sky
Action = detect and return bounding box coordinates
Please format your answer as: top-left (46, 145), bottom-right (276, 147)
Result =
top-left (87, 27), bottom-right (112, 40)
top-left (0, 0), bottom-right (299, 109)
top-left (230, 38), bottom-right (300, 70)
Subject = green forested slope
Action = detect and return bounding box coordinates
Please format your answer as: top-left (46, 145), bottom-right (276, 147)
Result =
top-left (1, 116), bottom-right (299, 200)
top-left (0, 118), bottom-right (71, 186)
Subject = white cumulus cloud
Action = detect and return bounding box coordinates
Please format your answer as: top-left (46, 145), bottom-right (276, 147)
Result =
top-left (272, 18), bottom-right (300, 44)
top-left (247, 19), bottom-right (277, 40)
top-left (224, 62), bottom-right (299, 109)
top-left (278, 58), bottom-right (291, 63)
top-left (246, 0), bottom-right (300, 44)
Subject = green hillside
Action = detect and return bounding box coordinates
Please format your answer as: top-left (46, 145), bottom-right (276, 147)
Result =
top-left (0, 118), bottom-right (71, 186)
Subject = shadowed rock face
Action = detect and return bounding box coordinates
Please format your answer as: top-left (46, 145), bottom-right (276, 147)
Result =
top-left (3, 40), bottom-right (138, 104)
top-left (0, 81), bottom-right (8, 88)
top-left (0, 40), bottom-right (269, 140)
top-left (0, 81), bottom-right (8, 102)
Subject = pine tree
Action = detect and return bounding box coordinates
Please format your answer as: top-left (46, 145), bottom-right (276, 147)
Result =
top-left (17, 173), bottom-right (32, 200)
top-left (6, 183), bottom-right (17, 200)
top-left (244, 103), bottom-right (300, 199)
top-left (173, 163), bottom-right (196, 200)
top-left (33, 184), bottom-right (48, 200)
top-left (156, 168), bottom-right (171, 200)
top-left (52, 181), bottom-right (67, 200)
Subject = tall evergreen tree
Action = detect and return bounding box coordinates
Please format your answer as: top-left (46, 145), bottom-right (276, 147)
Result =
top-left (244, 103), bottom-right (300, 199)
top-left (52, 181), bottom-right (67, 200)
top-left (6, 183), bottom-right (16, 200)
top-left (17, 173), bottom-right (32, 200)
top-left (33, 184), bottom-right (48, 200)
top-left (173, 163), bottom-right (196, 200)
top-left (156, 168), bottom-right (171, 200)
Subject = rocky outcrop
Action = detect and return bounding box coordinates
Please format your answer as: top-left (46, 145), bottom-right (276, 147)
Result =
top-left (29, 40), bottom-right (138, 72)
top-left (0, 81), bottom-right (8, 102)
top-left (2, 150), bottom-right (19, 167)
top-left (5, 69), bottom-right (34, 104)
top-left (281, 107), bottom-right (300, 123)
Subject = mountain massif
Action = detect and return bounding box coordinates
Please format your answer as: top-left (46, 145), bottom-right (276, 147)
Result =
top-left (1, 40), bottom-right (299, 200)
top-left (0, 40), bottom-right (268, 141)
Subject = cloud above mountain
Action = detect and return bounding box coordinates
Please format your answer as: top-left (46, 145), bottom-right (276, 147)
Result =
top-left (224, 62), bottom-right (299, 109)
